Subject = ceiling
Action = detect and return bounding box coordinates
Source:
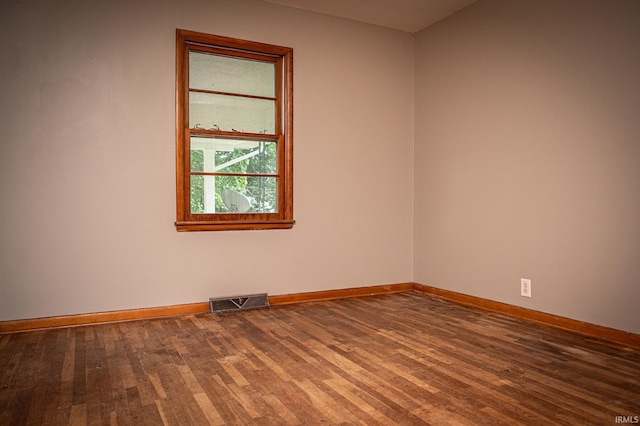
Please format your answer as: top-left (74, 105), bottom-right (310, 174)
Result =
top-left (263, 0), bottom-right (477, 33)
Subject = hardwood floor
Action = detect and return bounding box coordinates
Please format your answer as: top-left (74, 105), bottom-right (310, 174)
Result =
top-left (1, 292), bottom-right (638, 425)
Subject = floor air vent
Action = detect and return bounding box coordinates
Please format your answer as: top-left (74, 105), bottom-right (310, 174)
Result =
top-left (209, 293), bottom-right (270, 314)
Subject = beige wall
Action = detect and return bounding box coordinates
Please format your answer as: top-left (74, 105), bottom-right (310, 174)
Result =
top-left (2, 0), bottom-right (638, 336)
top-left (0, 0), bottom-right (414, 320)
top-left (414, 0), bottom-right (640, 334)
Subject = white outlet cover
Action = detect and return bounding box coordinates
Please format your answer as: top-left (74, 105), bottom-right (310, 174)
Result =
top-left (521, 278), bottom-right (532, 297)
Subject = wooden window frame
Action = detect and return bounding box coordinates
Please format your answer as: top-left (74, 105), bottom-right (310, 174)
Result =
top-left (175, 29), bottom-right (294, 231)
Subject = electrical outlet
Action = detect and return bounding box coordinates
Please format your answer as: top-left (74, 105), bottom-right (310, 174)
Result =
top-left (521, 279), bottom-right (532, 297)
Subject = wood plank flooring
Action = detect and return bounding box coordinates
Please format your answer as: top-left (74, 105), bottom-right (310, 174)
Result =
top-left (1, 292), bottom-right (638, 425)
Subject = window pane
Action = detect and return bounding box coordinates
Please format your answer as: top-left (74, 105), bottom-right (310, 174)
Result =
top-left (189, 51), bottom-right (275, 98)
top-left (191, 175), bottom-right (278, 214)
top-left (191, 136), bottom-right (277, 174)
top-left (190, 92), bottom-right (275, 134)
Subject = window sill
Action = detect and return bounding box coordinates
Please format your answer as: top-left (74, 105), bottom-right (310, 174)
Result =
top-left (175, 220), bottom-right (295, 232)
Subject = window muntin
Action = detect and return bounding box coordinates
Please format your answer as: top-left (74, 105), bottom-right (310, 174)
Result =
top-left (176, 30), bottom-right (293, 231)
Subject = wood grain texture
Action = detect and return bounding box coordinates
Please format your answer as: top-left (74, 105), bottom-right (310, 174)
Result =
top-left (1, 293), bottom-right (638, 425)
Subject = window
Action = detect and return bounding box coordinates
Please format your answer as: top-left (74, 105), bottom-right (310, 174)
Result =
top-left (175, 29), bottom-right (294, 231)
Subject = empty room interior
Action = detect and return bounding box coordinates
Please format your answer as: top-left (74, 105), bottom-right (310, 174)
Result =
top-left (1, 0), bottom-right (639, 424)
